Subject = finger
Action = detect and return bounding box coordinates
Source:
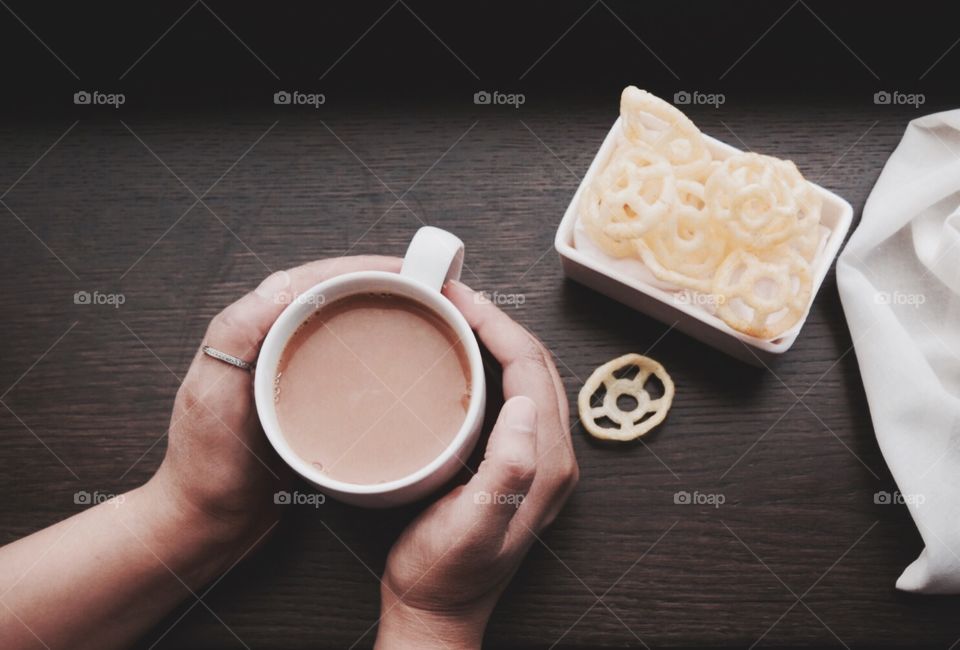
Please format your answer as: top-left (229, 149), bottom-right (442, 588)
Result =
top-left (186, 256), bottom-right (402, 406)
top-left (443, 281), bottom-right (546, 368)
top-left (444, 281), bottom-right (578, 530)
top-left (455, 396), bottom-right (538, 542)
top-left (444, 280), bottom-right (570, 446)
top-left (201, 255), bottom-right (402, 364)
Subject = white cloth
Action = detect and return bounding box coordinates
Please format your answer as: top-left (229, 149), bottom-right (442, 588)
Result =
top-left (837, 109), bottom-right (960, 594)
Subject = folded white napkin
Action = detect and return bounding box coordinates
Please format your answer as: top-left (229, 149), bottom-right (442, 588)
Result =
top-left (837, 109), bottom-right (960, 594)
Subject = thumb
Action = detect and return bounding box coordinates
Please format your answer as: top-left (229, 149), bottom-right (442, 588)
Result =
top-left (461, 396), bottom-right (539, 533)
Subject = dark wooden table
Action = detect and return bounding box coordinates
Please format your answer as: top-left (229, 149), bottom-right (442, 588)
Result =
top-left (2, 101), bottom-right (959, 648)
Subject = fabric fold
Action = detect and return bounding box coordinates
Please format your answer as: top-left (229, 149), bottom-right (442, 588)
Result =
top-left (837, 109), bottom-right (960, 594)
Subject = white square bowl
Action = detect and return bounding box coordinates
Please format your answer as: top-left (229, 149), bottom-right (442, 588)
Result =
top-left (555, 117), bottom-right (854, 366)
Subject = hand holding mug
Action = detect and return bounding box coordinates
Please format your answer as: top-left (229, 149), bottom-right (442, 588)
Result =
top-left (376, 281), bottom-right (579, 649)
top-left (0, 255), bottom-right (409, 650)
top-left (150, 255), bottom-right (404, 554)
top-left (158, 244), bottom-right (578, 647)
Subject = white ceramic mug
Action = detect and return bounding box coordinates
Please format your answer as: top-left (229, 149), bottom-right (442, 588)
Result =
top-left (254, 227), bottom-right (486, 507)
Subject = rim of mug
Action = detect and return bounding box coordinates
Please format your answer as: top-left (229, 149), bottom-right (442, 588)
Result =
top-left (254, 270), bottom-right (485, 496)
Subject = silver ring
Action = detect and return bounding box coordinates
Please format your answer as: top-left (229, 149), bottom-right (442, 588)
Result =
top-left (202, 345), bottom-right (255, 372)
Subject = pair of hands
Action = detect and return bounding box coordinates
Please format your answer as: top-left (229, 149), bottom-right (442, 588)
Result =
top-left (153, 255), bottom-right (579, 648)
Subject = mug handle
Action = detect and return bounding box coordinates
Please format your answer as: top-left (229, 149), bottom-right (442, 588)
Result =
top-left (400, 227), bottom-right (465, 293)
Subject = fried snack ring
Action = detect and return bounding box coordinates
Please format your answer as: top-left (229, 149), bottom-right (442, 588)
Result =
top-left (776, 158), bottom-right (823, 230)
top-left (788, 220), bottom-right (824, 262)
top-left (596, 143), bottom-right (677, 241)
top-left (635, 178), bottom-right (727, 292)
top-left (580, 144), bottom-right (677, 257)
top-left (579, 185), bottom-right (637, 258)
top-left (578, 353), bottom-right (675, 441)
top-left (705, 152), bottom-right (805, 250)
top-left (712, 248), bottom-right (813, 339)
top-left (620, 86), bottom-right (712, 180)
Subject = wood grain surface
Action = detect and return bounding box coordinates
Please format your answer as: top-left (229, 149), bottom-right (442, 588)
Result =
top-left (2, 101), bottom-right (959, 648)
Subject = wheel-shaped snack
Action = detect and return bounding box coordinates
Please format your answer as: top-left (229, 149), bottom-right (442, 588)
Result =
top-left (705, 152), bottom-right (807, 250)
top-left (787, 218), bottom-right (824, 262)
top-left (776, 158), bottom-right (823, 230)
top-left (620, 86), bottom-right (712, 180)
top-left (711, 248), bottom-right (813, 339)
top-left (578, 353), bottom-right (675, 441)
top-left (635, 178), bottom-right (728, 292)
top-left (580, 143), bottom-right (677, 257)
top-left (579, 185), bottom-right (638, 258)
top-left (596, 143), bottom-right (677, 241)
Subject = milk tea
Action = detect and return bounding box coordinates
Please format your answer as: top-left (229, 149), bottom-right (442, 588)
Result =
top-left (275, 293), bottom-right (471, 484)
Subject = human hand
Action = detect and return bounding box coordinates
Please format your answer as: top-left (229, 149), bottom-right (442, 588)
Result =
top-left (146, 256), bottom-right (402, 564)
top-left (376, 281), bottom-right (579, 649)
top-left (0, 256), bottom-right (410, 650)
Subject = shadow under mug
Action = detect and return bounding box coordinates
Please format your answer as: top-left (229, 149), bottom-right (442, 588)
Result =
top-left (254, 227), bottom-right (487, 507)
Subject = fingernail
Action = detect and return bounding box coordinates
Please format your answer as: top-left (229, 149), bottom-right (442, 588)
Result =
top-left (503, 395), bottom-right (537, 434)
top-left (255, 270), bottom-right (291, 300)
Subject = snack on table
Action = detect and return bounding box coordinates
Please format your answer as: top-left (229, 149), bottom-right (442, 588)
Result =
top-left (578, 353), bottom-right (675, 441)
top-left (578, 86), bottom-right (825, 340)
